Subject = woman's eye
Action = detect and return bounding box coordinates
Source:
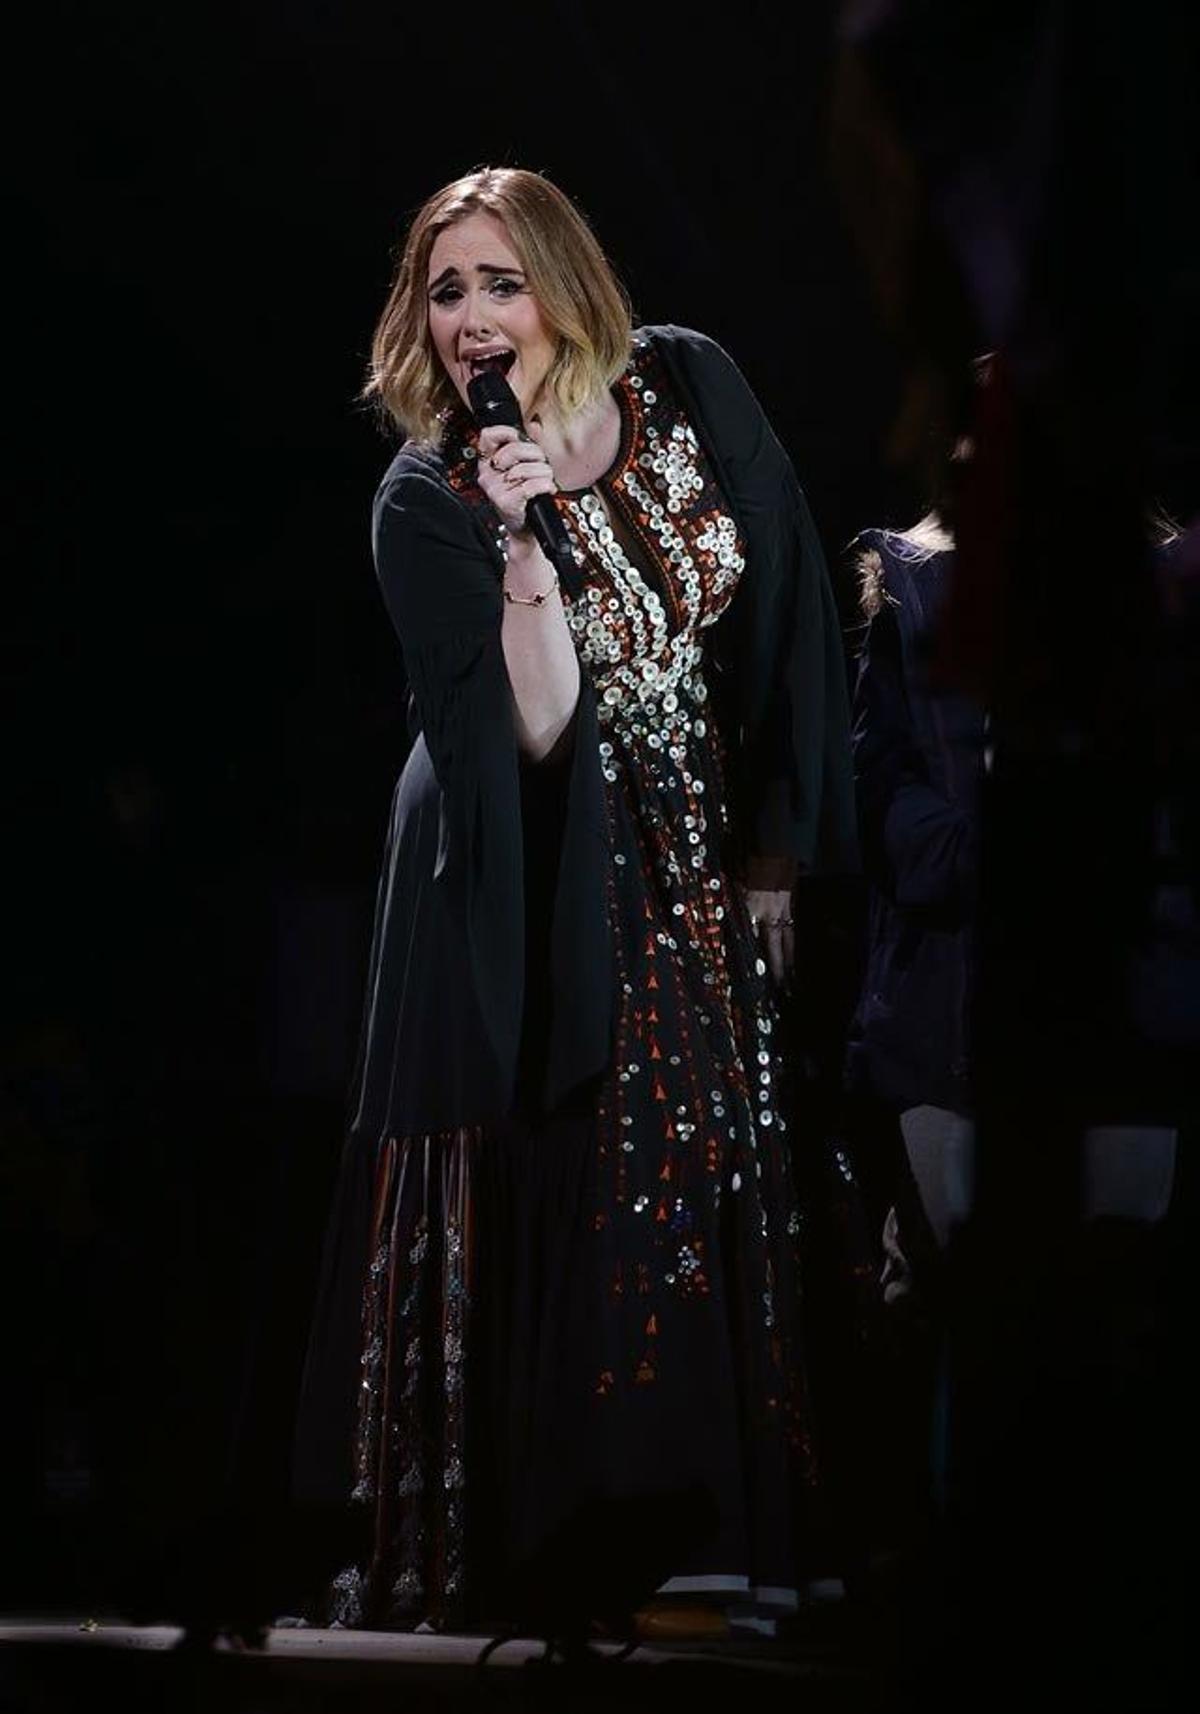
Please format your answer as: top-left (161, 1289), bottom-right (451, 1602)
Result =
top-left (431, 285), bottom-right (462, 306)
top-left (489, 277), bottom-right (520, 298)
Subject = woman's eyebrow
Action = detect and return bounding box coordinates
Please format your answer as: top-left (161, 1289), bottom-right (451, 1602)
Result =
top-left (428, 262), bottom-right (525, 289)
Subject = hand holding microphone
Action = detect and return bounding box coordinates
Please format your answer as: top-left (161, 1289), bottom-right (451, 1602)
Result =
top-left (468, 369), bottom-right (576, 585)
top-left (476, 422), bottom-right (556, 537)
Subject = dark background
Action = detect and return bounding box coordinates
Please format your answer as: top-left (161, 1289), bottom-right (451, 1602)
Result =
top-left (6, 0), bottom-right (1196, 1620)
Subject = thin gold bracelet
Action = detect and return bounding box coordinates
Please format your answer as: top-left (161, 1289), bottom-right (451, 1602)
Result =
top-left (503, 570), bottom-right (560, 607)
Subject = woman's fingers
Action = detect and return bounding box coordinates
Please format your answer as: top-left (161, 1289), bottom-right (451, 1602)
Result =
top-left (741, 886), bottom-right (796, 993)
top-left (477, 452), bottom-right (557, 532)
top-left (760, 921), bottom-right (788, 989)
top-left (476, 425), bottom-right (558, 531)
top-left (479, 429), bottom-right (551, 478)
top-left (503, 471), bottom-right (557, 499)
top-left (477, 425), bottom-right (520, 462)
top-left (741, 885), bottom-right (795, 990)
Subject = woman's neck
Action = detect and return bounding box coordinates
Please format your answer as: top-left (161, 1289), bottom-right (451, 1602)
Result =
top-left (531, 389), bottom-right (622, 492)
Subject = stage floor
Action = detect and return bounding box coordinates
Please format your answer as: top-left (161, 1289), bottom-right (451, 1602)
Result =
top-left (0, 1613), bottom-right (885, 1712)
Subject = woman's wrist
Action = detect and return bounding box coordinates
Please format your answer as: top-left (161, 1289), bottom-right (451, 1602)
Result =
top-left (502, 528), bottom-right (556, 601)
top-left (504, 569), bottom-right (560, 608)
top-left (739, 854), bottom-right (800, 892)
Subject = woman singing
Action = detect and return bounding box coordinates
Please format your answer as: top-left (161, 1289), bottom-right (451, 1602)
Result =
top-left (293, 167), bottom-right (859, 1634)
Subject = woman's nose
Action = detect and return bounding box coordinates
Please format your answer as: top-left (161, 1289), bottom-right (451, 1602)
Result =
top-left (464, 292), bottom-right (493, 336)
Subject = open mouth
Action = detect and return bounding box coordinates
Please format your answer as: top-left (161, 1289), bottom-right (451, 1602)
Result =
top-left (463, 348), bottom-right (516, 380)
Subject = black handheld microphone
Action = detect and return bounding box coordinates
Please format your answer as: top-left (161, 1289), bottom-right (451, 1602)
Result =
top-left (467, 368), bottom-right (577, 590)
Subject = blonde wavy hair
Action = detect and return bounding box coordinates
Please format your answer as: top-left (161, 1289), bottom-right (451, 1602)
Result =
top-left (366, 167), bottom-right (633, 443)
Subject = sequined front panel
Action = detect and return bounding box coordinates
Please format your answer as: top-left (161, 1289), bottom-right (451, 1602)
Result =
top-left (559, 353), bottom-right (743, 729)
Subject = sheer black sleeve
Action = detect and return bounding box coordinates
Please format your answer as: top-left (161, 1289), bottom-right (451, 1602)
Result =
top-left (371, 461), bottom-right (612, 1112)
top-left (371, 466), bottom-right (525, 1088)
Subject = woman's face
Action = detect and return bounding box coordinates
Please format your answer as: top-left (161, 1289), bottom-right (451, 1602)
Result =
top-left (427, 212), bottom-right (556, 421)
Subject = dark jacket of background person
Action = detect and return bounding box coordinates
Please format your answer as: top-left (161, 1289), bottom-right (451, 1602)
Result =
top-left (845, 527), bottom-right (985, 1116)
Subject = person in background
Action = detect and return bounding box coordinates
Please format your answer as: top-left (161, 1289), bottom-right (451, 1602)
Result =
top-left (845, 498), bottom-right (1187, 1543)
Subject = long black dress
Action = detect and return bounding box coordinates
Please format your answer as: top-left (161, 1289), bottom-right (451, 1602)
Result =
top-left (293, 326), bottom-right (860, 1628)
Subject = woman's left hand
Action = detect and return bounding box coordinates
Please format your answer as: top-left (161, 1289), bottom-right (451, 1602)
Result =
top-left (741, 888), bottom-right (795, 989)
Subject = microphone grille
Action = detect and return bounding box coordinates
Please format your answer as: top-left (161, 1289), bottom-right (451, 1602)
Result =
top-left (467, 368), bottom-right (523, 429)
